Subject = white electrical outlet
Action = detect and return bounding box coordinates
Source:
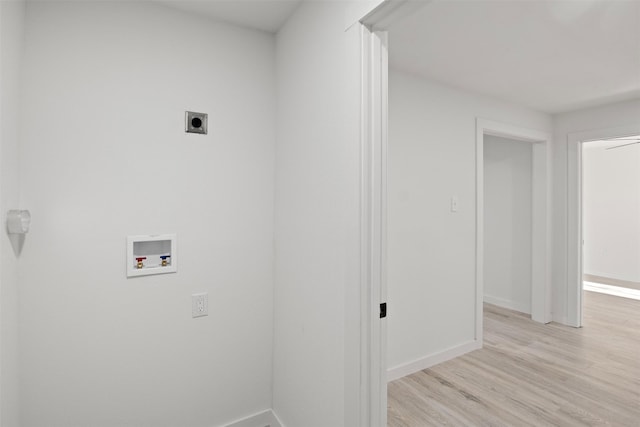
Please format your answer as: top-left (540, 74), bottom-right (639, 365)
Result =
top-left (192, 293), bottom-right (208, 318)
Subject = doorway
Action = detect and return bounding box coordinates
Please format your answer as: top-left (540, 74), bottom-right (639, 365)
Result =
top-left (476, 120), bottom-right (552, 330)
top-left (483, 135), bottom-right (534, 315)
top-left (582, 137), bottom-right (640, 297)
top-left (567, 125), bottom-right (640, 326)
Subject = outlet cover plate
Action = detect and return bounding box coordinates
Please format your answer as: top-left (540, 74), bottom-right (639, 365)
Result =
top-left (192, 293), bottom-right (208, 318)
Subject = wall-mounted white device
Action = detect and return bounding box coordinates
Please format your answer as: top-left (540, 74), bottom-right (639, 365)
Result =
top-left (127, 234), bottom-right (177, 277)
top-left (7, 210), bottom-right (31, 234)
top-left (450, 196), bottom-right (459, 213)
top-left (192, 292), bottom-right (208, 318)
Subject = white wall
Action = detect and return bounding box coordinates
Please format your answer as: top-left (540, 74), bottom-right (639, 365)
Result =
top-left (19, 3), bottom-right (275, 426)
top-left (483, 135), bottom-right (532, 314)
top-left (582, 142), bottom-right (640, 282)
top-left (552, 99), bottom-right (640, 322)
top-left (0, 0), bottom-right (26, 425)
top-left (387, 70), bottom-right (552, 374)
top-left (273, 2), bottom-right (363, 426)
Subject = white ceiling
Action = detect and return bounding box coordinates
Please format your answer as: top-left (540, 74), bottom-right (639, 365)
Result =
top-left (160, 0), bottom-right (301, 33)
top-left (389, 0), bottom-right (640, 114)
top-left (585, 135), bottom-right (640, 149)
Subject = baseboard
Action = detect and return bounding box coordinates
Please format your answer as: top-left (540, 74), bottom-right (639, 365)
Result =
top-left (583, 274), bottom-right (640, 291)
top-left (387, 339), bottom-right (481, 382)
top-left (484, 295), bottom-right (530, 315)
top-left (224, 409), bottom-right (282, 427)
top-left (271, 410), bottom-right (285, 427)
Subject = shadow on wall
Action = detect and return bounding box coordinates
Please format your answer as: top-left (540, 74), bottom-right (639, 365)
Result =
top-left (7, 232), bottom-right (25, 257)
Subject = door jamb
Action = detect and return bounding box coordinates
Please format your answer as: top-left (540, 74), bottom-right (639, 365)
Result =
top-left (359, 24), bottom-right (388, 427)
top-left (357, 1), bottom-right (433, 426)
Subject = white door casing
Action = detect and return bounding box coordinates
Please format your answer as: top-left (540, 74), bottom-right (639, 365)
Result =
top-left (359, 24), bottom-right (388, 427)
top-left (477, 119), bottom-right (552, 327)
top-left (357, 2), bottom-right (436, 426)
top-left (566, 124), bottom-right (640, 327)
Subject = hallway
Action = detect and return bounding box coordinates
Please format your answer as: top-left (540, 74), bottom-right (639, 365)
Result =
top-left (388, 291), bottom-right (640, 426)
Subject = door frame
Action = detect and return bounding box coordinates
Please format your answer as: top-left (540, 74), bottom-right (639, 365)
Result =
top-left (566, 124), bottom-right (640, 327)
top-left (359, 24), bottom-right (388, 427)
top-left (476, 119), bottom-right (552, 327)
top-left (357, 1), bottom-right (429, 426)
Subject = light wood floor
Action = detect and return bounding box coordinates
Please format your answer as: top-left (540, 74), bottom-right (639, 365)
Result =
top-left (388, 292), bottom-right (640, 426)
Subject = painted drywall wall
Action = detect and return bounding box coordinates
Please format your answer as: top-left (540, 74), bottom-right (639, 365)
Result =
top-left (483, 135), bottom-right (533, 314)
top-left (582, 142), bottom-right (640, 282)
top-left (0, 1), bottom-right (26, 425)
top-left (273, 2), bottom-right (363, 426)
top-left (18, 2), bottom-right (276, 426)
top-left (387, 70), bottom-right (552, 373)
top-left (552, 99), bottom-right (640, 323)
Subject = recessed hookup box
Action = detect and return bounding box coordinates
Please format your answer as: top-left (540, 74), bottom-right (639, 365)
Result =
top-left (126, 234), bottom-right (177, 277)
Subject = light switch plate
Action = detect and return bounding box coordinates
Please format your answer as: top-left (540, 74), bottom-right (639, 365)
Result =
top-left (451, 196), bottom-right (459, 212)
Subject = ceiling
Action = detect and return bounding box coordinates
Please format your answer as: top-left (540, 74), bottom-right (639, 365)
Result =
top-left (160, 0), bottom-right (301, 33)
top-left (389, 0), bottom-right (640, 114)
top-left (585, 135), bottom-right (640, 150)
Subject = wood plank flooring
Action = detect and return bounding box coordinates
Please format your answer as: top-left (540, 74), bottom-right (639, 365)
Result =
top-left (388, 292), bottom-right (640, 426)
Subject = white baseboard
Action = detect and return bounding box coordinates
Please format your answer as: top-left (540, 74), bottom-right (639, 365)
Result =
top-left (387, 339), bottom-right (481, 382)
top-left (271, 410), bottom-right (285, 427)
top-left (224, 409), bottom-right (282, 427)
top-left (484, 295), bottom-right (530, 315)
top-left (583, 273), bottom-right (640, 290)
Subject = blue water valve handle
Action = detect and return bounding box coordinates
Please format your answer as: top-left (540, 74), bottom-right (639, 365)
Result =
top-left (160, 255), bottom-right (171, 266)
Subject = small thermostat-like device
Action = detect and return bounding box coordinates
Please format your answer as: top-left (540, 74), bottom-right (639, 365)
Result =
top-left (185, 111), bottom-right (208, 135)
